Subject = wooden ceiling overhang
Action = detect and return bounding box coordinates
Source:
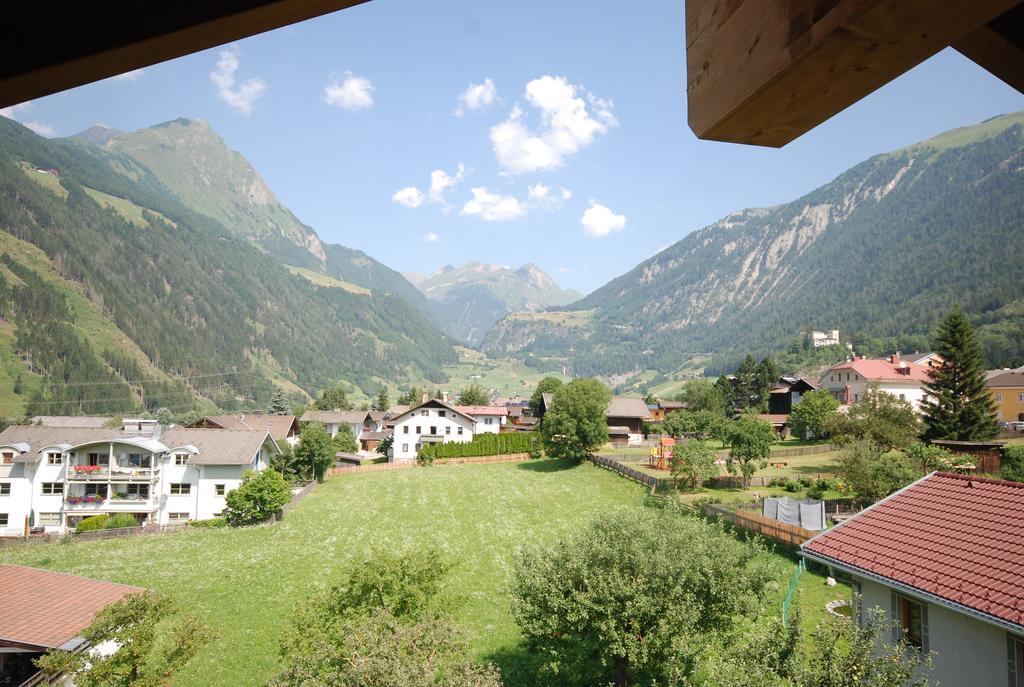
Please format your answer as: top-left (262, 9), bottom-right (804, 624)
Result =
top-left (0, 1), bottom-right (369, 110)
top-left (687, 0), bottom-right (1024, 147)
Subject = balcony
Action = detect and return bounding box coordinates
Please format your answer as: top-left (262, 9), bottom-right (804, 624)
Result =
top-left (64, 496), bottom-right (158, 512)
top-left (67, 465), bottom-right (159, 481)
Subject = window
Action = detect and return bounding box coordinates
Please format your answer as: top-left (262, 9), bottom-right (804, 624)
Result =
top-left (484, 417), bottom-right (493, 425)
top-left (84, 484), bottom-right (107, 497)
top-left (996, 393), bottom-right (1003, 402)
top-left (170, 483), bottom-right (191, 495)
top-left (421, 410), bottom-right (429, 416)
top-left (118, 484), bottom-right (148, 498)
top-left (215, 484), bottom-right (226, 496)
top-left (403, 425), bottom-right (410, 434)
top-left (438, 410), bottom-right (446, 418)
top-left (402, 443), bottom-right (409, 453)
top-left (39, 512), bottom-right (61, 526)
top-left (87, 452), bottom-right (108, 466)
top-left (0, 513), bottom-right (7, 527)
top-left (0, 483), bottom-right (8, 496)
top-left (1, 452), bottom-right (13, 465)
top-left (175, 454), bottom-right (188, 465)
top-left (41, 482), bottom-right (61, 495)
top-left (430, 426), bottom-right (437, 435)
top-left (46, 452), bottom-right (62, 465)
top-left (168, 512), bottom-right (190, 522)
top-left (896, 594), bottom-right (926, 650)
top-left (416, 426), bottom-right (422, 434)
top-left (457, 427), bottom-right (464, 435)
top-left (1019, 393), bottom-right (1024, 403)
top-left (854, 394), bottom-right (859, 402)
top-left (446, 426), bottom-right (451, 435)
top-left (899, 393), bottom-right (906, 401)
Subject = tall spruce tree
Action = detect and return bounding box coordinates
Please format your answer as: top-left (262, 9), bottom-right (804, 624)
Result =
top-left (267, 389), bottom-right (289, 415)
top-left (921, 308), bottom-right (998, 440)
top-left (372, 388), bottom-right (390, 412)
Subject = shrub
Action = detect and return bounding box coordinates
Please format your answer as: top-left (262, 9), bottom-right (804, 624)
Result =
top-left (222, 469), bottom-right (292, 526)
top-left (815, 478), bottom-right (831, 491)
top-left (783, 480), bottom-right (801, 493)
top-left (798, 477), bottom-right (813, 489)
top-left (188, 517), bottom-right (227, 528)
top-left (806, 486), bottom-right (825, 500)
top-left (104, 513), bottom-right (140, 529)
top-left (75, 514), bottom-right (110, 533)
top-left (768, 476), bottom-right (787, 488)
top-left (1003, 446), bottom-right (1024, 483)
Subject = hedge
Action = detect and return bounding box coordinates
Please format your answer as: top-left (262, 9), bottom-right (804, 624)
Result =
top-left (418, 432), bottom-right (540, 464)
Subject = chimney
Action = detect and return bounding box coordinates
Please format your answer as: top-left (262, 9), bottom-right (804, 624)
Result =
top-left (421, 392), bottom-right (429, 404)
top-left (890, 351), bottom-right (900, 365)
top-left (442, 391), bottom-right (449, 403)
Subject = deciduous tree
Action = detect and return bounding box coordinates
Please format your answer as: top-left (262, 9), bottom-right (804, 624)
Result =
top-left (726, 415), bottom-right (776, 488)
top-left (670, 440), bottom-right (719, 490)
top-left (674, 379), bottom-right (725, 415)
top-left (541, 378), bottom-right (612, 459)
top-left (314, 385), bottom-right (352, 411)
top-left (530, 377), bottom-right (564, 417)
top-left (836, 440), bottom-right (919, 502)
top-left (826, 385), bottom-right (921, 450)
top-left (222, 468), bottom-right (292, 525)
top-left (788, 389), bottom-right (840, 440)
top-left (456, 382), bottom-right (490, 406)
top-left (295, 422), bottom-right (335, 482)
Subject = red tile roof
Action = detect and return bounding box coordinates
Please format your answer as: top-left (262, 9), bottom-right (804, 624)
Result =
top-left (827, 356), bottom-right (931, 382)
top-left (454, 405), bottom-right (508, 416)
top-left (0, 565), bottom-right (144, 649)
top-left (802, 472), bottom-right (1024, 630)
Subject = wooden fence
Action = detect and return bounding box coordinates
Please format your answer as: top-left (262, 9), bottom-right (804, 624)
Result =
top-left (326, 453), bottom-right (530, 477)
top-left (589, 454), bottom-right (672, 491)
top-left (281, 481), bottom-right (317, 515)
top-left (701, 503), bottom-right (819, 546)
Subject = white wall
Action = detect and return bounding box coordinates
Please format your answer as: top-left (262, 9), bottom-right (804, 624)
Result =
top-left (392, 408), bottom-right (474, 462)
top-left (821, 371), bottom-right (929, 412)
top-left (857, 576), bottom-right (1013, 687)
top-left (470, 415), bottom-right (504, 435)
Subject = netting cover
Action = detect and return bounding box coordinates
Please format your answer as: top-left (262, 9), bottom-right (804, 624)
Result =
top-left (762, 497), bottom-right (826, 530)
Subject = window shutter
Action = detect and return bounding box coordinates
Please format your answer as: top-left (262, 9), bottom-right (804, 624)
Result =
top-left (891, 591), bottom-right (900, 643)
top-left (1007, 635), bottom-right (1017, 687)
top-left (921, 603), bottom-right (929, 654)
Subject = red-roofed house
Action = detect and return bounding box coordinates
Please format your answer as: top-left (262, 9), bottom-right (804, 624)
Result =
top-left (801, 472), bottom-right (1024, 686)
top-left (819, 353), bottom-right (932, 411)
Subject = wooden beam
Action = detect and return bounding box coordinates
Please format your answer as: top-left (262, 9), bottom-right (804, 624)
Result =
top-left (954, 5), bottom-right (1024, 95)
top-left (687, 0), bottom-right (1024, 148)
top-left (0, 1), bottom-right (370, 110)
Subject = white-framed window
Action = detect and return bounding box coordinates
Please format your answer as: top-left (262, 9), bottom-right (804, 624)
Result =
top-left (484, 417), bottom-right (493, 425)
top-left (84, 484), bottom-right (107, 497)
top-left (0, 513), bottom-right (8, 527)
top-left (215, 484), bottom-right (226, 496)
top-left (430, 426), bottom-right (437, 436)
top-left (175, 454), bottom-right (189, 466)
top-left (996, 393), bottom-right (1003, 402)
top-left (1, 452), bottom-right (13, 465)
top-left (46, 452), bottom-right (62, 465)
top-left (38, 512), bottom-right (61, 526)
top-left (457, 427), bottom-right (464, 435)
top-left (41, 482), bottom-right (61, 495)
top-left (168, 512), bottom-right (190, 522)
top-left (446, 426), bottom-right (451, 435)
top-left (0, 482), bottom-right (9, 496)
top-left (170, 483), bottom-right (191, 495)
top-left (402, 443), bottom-right (409, 453)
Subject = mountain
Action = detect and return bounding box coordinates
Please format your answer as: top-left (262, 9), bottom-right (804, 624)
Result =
top-left (73, 124), bottom-right (125, 146)
top-left (406, 262), bottom-right (583, 345)
top-left (482, 112), bottom-right (1024, 381)
top-left (0, 116), bottom-right (456, 417)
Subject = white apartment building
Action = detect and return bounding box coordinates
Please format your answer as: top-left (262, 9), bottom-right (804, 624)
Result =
top-left (454, 405), bottom-right (508, 435)
top-left (0, 421), bottom-right (277, 536)
top-left (819, 352), bottom-right (932, 412)
top-left (389, 400), bottom-right (479, 462)
top-left (808, 329), bottom-right (841, 347)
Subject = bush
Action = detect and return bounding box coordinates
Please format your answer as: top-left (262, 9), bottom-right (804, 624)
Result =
top-left (76, 514), bottom-right (110, 533)
top-left (806, 486), bottom-right (825, 500)
top-left (188, 517), bottom-right (227, 528)
top-left (798, 477), bottom-right (813, 489)
top-left (222, 469), bottom-right (292, 526)
top-left (783, 479), bottom-right (801, 493)
top-left (1003, 446), bottom-right (1024, 482)
top-left (104, 513), bottom-right (139, 529)
top-left (816, 478), bottom-right (831, 491)
top-left (417, 432), bottom-right (539, 464)
top-left (768, 476), bottom-right (787, 488)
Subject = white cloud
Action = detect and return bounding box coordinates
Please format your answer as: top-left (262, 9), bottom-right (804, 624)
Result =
top-left (210, 47), bottom-right (267, 116)
top-left (22, 121), bottom-right (57, 137)
top-left (461, 187), bottom-right (526, 222)
top-left (422, 230), bottom-right (439, 242)
top-left (324, 72), bottom-right (374, 111)
top-left (527, 183), bottom-right (572, 211)
top-left (490, 75), bottom-right (617, 175)
top-left (557, 265), bottom-right (571, 273)
top-left (580, 201), bottom-right (626, 237)
top-left (110, 69), bottom-right (146, 82)
top-left (393, 164), bottom-right (465, 209)
top-left (0, 101), bottom-right (34, 119)
top-left (455, 78), bottom-right (497, 117)
top-left (392, 187), bottom-right (425, 209)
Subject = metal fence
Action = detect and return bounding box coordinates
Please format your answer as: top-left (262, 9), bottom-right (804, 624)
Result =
top-left (782, 559), bottom-right (806, 627)
top-left (0, 522), bottom-right (189, 549)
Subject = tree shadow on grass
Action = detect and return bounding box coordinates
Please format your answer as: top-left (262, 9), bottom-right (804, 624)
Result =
top-left (516, 457), bottom-right (580, 473)
top-left (483, 643), bottom-right (556, 687)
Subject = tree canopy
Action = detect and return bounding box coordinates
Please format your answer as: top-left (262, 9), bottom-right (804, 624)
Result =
top-left (673, 379), bottom-right (725, 414)
top-left (540, 378), bottom-right (611, 459)
top-left (727, 415), bottom-right (777, 488)
top-left (267, 389), bottom-right (290, 415)
top-left (826, 385), bottom-right (921, 450)
top-left (314, 385), bottom-right (353, 411)
top-left (788, 389), bottom-right (840, 440)
top-left (456, 382), bottom-right (490, 406)
top-left (295, 422), bottom-right (336, 482)
top-left (530, 376), bottom-right (564, 417)
top-left (222, 469), bottom-right (292, 526)
top-left (670, 440), bottom-right (719, 490)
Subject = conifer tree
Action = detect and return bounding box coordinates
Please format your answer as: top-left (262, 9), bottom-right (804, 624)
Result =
top-left (267, 389), bottom-right (289, 415)
top-left (373, 388), bottom-right (390, 412)
top-left (921, 308), bottom-right (998, 440)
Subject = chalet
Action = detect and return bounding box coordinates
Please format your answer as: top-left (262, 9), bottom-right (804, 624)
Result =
top-left (0, 421), bottom-right (277, 535)
top-left (606, 397), bottom-right (652, 446)
top-left (768, 377), bottom-right (820, 415)
top-left (802, 472), bottom-right (1024, 687)
top-left (646, 400), bottom-right (686, 422)
top-left (388, 399), bottom-right (476, 463)
top-left (987, 369), bottom-right (1024, 424)
top-left (819, 353), bottom-right (931, 412)
top-left (187, 413), bottom-right (300, 444)
top-left (0, 565), bottom-right (144, 685)
top-left (299, 409), bottom-right (374, 442)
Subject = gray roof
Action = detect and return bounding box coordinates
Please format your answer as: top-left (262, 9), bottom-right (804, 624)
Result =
top-left (300, 410), bottom-right (370, 424)
top-left (30, 416), bottom-right (113, 428)
top-left (0, 426), bottom-right (124, 462)
top-left (606, 397), bottom-right (652, 420)
top-left (988, 370), bottom-right (1024, 388)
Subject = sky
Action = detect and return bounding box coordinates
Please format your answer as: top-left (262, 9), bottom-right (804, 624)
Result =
top-left (4, 0), bottom-right (1024, 294)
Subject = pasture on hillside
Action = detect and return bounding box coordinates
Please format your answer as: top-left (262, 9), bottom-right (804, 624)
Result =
top-left (0, 459), bottom-right (838, 686)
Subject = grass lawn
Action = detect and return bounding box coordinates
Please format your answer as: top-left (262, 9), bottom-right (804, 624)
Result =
top-left (1, 459), bottom-right (833, 686)
top-left (608, 449), bottom-right (839, 480)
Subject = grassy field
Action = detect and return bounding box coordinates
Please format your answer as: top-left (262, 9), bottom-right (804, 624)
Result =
top-left (0, 460), bottom-right (837, 686)
top-left (285, 265), bottom-right (373, 295)
top-left (440, 346), bottom-right (569, 399)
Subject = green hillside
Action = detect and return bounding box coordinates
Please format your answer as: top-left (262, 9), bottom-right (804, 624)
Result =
top-left (483, 113), bottom-right (1024, 378)
top-left (0, 116), bottom-right (457, 415)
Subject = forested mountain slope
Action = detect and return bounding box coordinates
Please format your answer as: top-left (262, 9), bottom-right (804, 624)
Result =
top-left (0, 117), bottom-right (456, 416)
top-left (482, 113), bottom-right (1024, 377)
top-left (407, 262), bottom-right (582, 345)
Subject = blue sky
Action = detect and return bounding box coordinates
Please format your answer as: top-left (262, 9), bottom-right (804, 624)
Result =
top-left (4, 0), bottom-right (1024, 293)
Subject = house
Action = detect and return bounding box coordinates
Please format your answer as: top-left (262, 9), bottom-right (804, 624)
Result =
top-left (388, 399), bottom-right (476, 462)
top-left (455, 405), bottom-right (508, 434)
top-left (754, 414), bottom-right (791, 439)
top-left (905, 351), bottom-right (943, 369)
top-left (819, 353), bottom-right (931, 412)
top-left (987, 369), bottom-right (1024, 423)
top-left (0, 564), bottom-right (144, 685)
top-left (802, 472), bottom-right (1024, 687)
top-left (187, 413), bottom-right (300, 444)
top-left (646, 400), bottom-right (686, 423)
top-left (606, 397), bottom-right (652, 446)
top-left (807, 329), bottom-right (840, 347)
top-left (768, 377), bottom-right (820, 415)
top-left (299, 409), bottom-right (373, 442)
top-left (0, 421), bottom-right (278, 535)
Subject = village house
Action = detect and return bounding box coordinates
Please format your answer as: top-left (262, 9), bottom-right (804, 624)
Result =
top-left (388, 399), bottom-right (477, 462)
top-left (0, 420), bottom-right (277, 536)
top-left (299, 409), bottom-right (375, 443)
top-left (646, 400), bottom-right (686, 423)
top-left (0, 564), bottom-right (144, 685)
top-left (819, 353), bottom-right (931, 412)
top-left (987, 369), bottom-right (1024, 424)
top-left (187, 413), bottom-right (300, 444)
top-left (768, 377), bottom-right (820, 415)
top-left (802, 472), bottom-right (1024, 687)
top-left (606, 397), bottom-right (653, 447)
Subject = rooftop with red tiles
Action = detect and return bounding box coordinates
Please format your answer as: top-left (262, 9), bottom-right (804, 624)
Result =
top-left (802, 472), bottom-right (1024, 630)
top-left (827, 355), bottom-right (931, 382)
top-left (0, 564), bottom-right (145, 649)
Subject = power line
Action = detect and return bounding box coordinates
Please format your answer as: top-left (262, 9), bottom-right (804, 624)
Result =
top-left (38, 369), bottom-right (259, 389)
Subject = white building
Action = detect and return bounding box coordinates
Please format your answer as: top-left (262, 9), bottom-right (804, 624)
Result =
top-left (807, 329), bottom-right (841, 347)
top-left (300, 409), bottom-right (374, 443)
top-left (453, 405), bottom-right (508, 435)
top-left (389, 399), bottom-right (479, 463)
top-left (0, 421), bottom-right (277, 536)
top-left (819, 353), bottom-right (932, 412)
